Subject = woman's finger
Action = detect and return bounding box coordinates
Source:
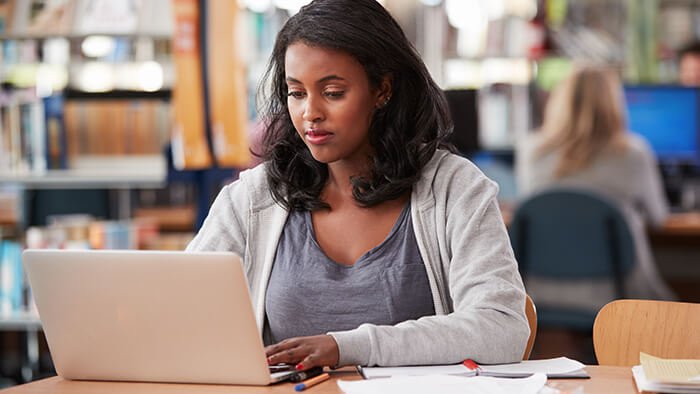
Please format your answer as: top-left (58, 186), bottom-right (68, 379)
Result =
top-left (265, 338), bottom-right (297, 357)
top-left (267, 344), bottom-right (306, 365)
top-left (294, 352), bottom-right (319, 371)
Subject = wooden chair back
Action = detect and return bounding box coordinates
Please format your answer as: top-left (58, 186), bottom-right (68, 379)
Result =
top-left (593, 299), bottom-right (700, 366)
top-left (523, 294), bottom-right (537, 360)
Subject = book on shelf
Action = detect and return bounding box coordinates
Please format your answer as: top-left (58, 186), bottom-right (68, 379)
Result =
top-left (133, 183), bottom-right (196, 231)
top-left (0, 0), bottom-right (14, 35)
top-left (133, 205), bottom-right (195, 232)
top-left (206, 0), bottom-right (251, 168)
top-left (171, 0), bottom-right (212, 170)
top-left (141, 232), bottom-right (193, 251)
top-left (63, 98), bottom-right (170, 157)
top-left (18, 88), bottom-right (47, 173)
top-left (27, 216), bottom-right (193, 251)
top-left (0, 88), bottom-right (46, 174)
top-left (43, 94), bottom-right (68, 169)
top-left (27, 215), bottom-right (160, 250)
top-left (0, 240), bottom-right (24, 315)
top-left (0, 94), bottom-right (12, 170)
top-left (0, 92), bottom-right (22, 172)
top-left (0, 187), bottom-right (22, 225)
top-left (1, 92), bottom-right (169, 174)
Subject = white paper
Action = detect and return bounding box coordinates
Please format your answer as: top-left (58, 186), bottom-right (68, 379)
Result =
top-left (338, 373), bottom-right (547, 394)
top-left (479, 357), bottom-right (586, 377)
top-left (360, 364), bottom-right (476, 379)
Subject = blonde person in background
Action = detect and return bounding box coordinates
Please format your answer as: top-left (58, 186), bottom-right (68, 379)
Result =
top-left (516, 65), bottom-right (677, 313)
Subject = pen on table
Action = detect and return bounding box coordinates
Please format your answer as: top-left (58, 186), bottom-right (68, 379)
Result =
top-left (294, 372), bottom-right (330, 392)
top-left (463, 359), bottom-right (480, 374)
top-left (290, 366), bottom-right (324, 382)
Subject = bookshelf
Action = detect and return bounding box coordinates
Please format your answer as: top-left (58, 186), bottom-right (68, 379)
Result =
top-left (0, 32), bottom-right (172, 41)
top-left (0, 312), bottom-right (42, 384)
top-left (0, 310), bottom-right (42, 384)
top-left (0, 0), bottom-right (175, 218)
top-left (0, 311), bottom-right (41, 331)
top-left (0, 155), bottom-right (166, 189)
top-left (0, 3), bottom-right (177, 383)
top-left (0, 17), bottom-right (173, 177)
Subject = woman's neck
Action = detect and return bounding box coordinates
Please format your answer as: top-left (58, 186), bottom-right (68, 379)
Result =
top-left (324, 160), bottom-right (370, 205)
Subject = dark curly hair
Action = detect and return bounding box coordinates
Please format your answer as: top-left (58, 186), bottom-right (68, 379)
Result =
top-left (258, 0), bottom-right (452, 211)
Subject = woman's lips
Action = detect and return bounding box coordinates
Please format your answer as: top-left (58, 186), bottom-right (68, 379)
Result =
top-left (305, 129), bottom-right (334, 144)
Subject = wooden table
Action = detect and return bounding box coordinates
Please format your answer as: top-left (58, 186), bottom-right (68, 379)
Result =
top-left (1, 366), bottom-right (639, 393)
top-left (658, 212), bottom-right (700, 236)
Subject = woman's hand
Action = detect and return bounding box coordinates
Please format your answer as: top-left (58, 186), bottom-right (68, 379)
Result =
top-left (265, 334), bottom-right (339, 371)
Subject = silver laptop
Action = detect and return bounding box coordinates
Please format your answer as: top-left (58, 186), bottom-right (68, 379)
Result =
top-left (23, 249), bottom-right (295, 385)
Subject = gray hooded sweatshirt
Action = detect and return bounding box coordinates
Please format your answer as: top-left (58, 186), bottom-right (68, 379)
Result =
top-left (187, 150), bottom-right (529, 367)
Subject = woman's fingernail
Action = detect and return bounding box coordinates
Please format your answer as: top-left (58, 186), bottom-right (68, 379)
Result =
top-left (295, 363), bottom-right (304, 370)
top-left (267, 357), bottom-right (273, 364)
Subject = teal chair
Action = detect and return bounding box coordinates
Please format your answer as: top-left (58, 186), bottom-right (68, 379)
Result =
top-left (509, 188), bottom-right (636, 331)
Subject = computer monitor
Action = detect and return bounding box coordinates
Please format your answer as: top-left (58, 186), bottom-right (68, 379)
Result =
top-left (623, 85), bottom-right (700, 163)
top-left (443, 89), bottom-right (479, 156)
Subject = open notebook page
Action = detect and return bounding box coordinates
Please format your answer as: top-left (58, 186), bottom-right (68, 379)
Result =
top-left (640, 352), bottom-right (700, 384)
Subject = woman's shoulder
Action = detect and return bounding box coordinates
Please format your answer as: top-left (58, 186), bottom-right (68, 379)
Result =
top-left (222, 163), bottom-right (277, 209)
top-left (622, 132), bottom-right (654, 156)
top-left (237, 162), bottom-right (269, 185)
top-left (424, 150), bottom-right (486, 178)
top-left (605, 133), bottom-right (657, 167)
top-left (417, 150), bottom-right (498, 199)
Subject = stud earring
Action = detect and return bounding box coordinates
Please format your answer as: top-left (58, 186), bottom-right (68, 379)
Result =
top-left (382, 96), bottom-right (391, 107)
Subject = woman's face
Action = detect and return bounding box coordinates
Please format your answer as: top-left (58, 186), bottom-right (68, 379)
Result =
top-left (284, 42), bottom-right (386, 167)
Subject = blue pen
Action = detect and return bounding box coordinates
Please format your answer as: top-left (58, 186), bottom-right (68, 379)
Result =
top-left (294, 372), bottom-right (330, 391)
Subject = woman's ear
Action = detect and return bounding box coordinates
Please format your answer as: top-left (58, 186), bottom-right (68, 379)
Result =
top-left (375, 74), bottom-right (393, 108)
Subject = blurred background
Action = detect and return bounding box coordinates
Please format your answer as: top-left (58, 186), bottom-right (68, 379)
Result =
top-left (0, 0), bottom-right (699, 387)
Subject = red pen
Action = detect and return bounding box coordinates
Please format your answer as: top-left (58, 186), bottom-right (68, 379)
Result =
top-left (463, 359), bottom-right (480, 372)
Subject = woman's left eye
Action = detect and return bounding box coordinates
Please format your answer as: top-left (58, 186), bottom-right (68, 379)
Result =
top-left (324, 91), bottom-right (345, 98)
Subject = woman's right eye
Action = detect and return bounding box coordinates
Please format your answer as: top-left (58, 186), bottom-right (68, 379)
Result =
top-left (287, 91), bottom-right (306, 99)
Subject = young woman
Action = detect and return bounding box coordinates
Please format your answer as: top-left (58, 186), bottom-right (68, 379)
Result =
top-left (517, 65), bottom-right (676, 313)
top-left (188, 0), bottom-right (528, 371)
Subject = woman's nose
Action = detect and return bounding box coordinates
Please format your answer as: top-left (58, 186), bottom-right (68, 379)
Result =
top-left (302, 95), bottom-right (324, 122)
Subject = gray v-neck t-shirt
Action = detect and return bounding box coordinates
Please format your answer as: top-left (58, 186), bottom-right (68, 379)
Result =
top-left (265, 203), bottom-right (435, 344)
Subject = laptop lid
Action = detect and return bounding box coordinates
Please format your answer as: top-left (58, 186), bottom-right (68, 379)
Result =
top-left (23, 249), bottom-right (287, 385)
